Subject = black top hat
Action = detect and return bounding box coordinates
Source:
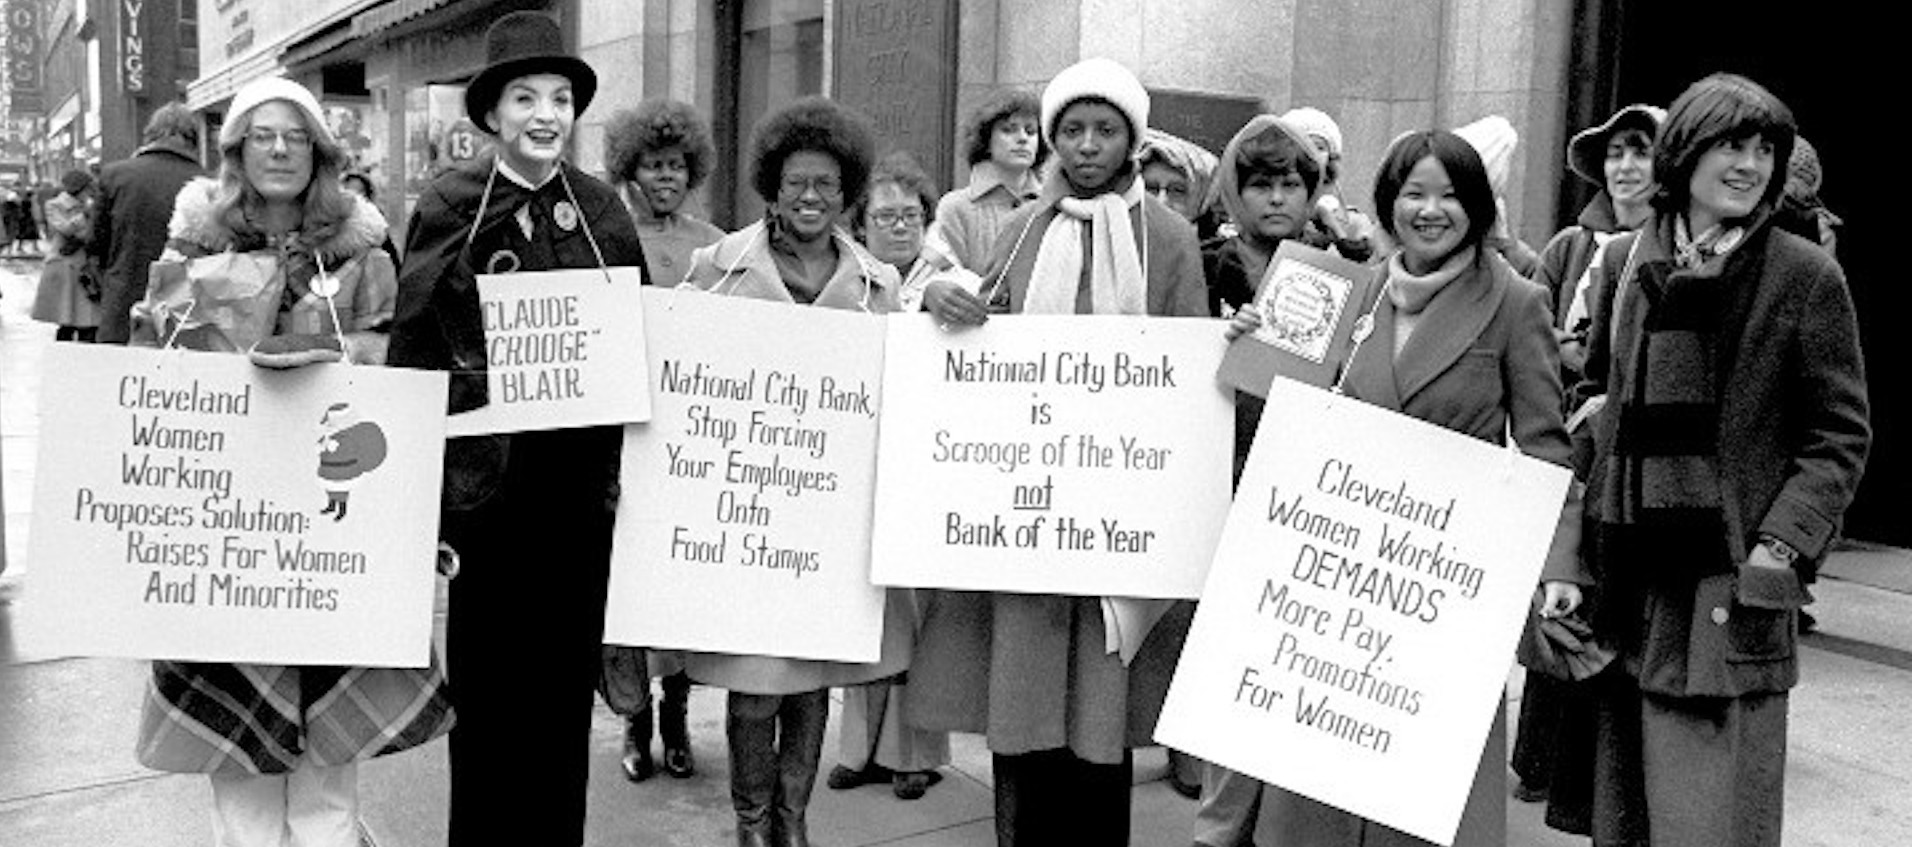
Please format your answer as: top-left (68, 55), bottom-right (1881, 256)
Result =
top-left (464, 11), bottom-right (598, 134)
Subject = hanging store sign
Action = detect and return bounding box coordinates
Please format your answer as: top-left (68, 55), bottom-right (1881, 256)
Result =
top-left (121, 0), bottom-right (146, 94)
top-left (6, 0), bottom-right (45, 115)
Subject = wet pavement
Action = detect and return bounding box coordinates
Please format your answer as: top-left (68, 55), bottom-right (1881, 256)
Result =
top-left (4, 259), bottom-right (1908, 846)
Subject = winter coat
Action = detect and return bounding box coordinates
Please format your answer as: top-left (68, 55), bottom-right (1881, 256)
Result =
top-left (30, 192), bottom-right (100, 327)
top-left (618, 182), bottom-right (726, 287)
top-left (386, 152), bottom-right (648, 548)
top-left (92, 138), bottom-right (203, 343)
top-left (131, 181), bottom-right (451, 776)
top-left (1579, 211), bottom-right (1869, 700)
top-left (904, 188), bottom-right (1207, 764)
top-left (672, 221), bottom-right (914, 694)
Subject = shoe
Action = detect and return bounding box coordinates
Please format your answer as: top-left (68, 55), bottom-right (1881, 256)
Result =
top-left (1167, 772), bottom-right (1202, 800)
top-left (1512, 778), bottom-right (1548, 803)
top-left (664, 743), bottom-right (696, 778)
top-left (622, 717), bottom-right (656, 783)
top-left (892, 769), bottom-right (944, 800)
top-left (826, 762), bottom-right (892, 790)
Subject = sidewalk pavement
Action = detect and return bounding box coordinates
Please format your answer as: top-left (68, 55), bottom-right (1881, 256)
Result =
top-left (4, 261), bottom-right (1910, 846)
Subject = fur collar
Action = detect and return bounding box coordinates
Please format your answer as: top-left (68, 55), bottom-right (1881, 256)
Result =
top-left (167, 176), bottom-right (389, 263)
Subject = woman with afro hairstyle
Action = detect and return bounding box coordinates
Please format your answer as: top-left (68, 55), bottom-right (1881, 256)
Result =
top-left (928, 88), bottom-right (1047, 275)
top-left (681, 96), bottom-right (913, 847)
top-left (604, 98), bottom-right (726, 287)
top-left (598, 98), bottom-right (724, 786)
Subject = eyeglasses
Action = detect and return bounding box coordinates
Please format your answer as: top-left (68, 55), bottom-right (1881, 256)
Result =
top-left (780, 175), bottom-right (843, 199)
top-left (869, 208), bottom-right (924, 229)
top-left (245, 127), bottom-right (314, 152)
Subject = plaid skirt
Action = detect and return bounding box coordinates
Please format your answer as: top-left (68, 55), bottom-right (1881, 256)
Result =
top-left (136, 657), bottom-right (454, 775)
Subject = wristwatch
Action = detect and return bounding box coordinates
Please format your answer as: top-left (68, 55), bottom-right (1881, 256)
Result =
top-left (1759, 535), bottom-right (1800, 566)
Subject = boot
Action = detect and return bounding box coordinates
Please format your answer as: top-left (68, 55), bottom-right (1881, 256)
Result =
top-left (660, 670), bottom-right (696, 777)
top-left (621, 709), bottom-right (656, 782)
top-left (772, 690), bottom-right (830, 847)
top-left (728, 694), bottom-right (779, 847)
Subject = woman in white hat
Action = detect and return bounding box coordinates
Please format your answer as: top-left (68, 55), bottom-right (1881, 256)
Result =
top-left (127, 74), bottom-right (448, 847)
top-left (914, 55), bottom-right (1208, 847)
top-left (386, 11), bottom-right (647, 846)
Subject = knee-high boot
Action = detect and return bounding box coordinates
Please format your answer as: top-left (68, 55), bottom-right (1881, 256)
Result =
top-left (660, 670), bottom-right (695, 777)
top-left (728, 693), bottom-right (779, 847)
top-left (773, 690), bottom-right (830, 847)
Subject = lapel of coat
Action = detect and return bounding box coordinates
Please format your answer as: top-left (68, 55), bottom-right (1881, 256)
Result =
top-left (1342, 294), bottom-right (1405, 412)
top-left (1393, 259), bottom-right (1505, 406)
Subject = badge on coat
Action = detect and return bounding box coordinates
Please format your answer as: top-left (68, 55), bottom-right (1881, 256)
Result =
top-left (554, 200), bottom-right (579, 232)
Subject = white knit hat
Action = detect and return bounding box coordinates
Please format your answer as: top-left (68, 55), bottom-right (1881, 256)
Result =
top-left (1041, 57), bottom-right (1149, 157)
top-left (220, 76), bottom-right (335, 151)
top-left (1453, 114), bottom-right (1517, 196)
top-left (1280, 107), bottom-right (1344, 160)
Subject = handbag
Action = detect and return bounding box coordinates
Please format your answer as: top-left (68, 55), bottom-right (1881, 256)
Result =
top-left (599, 644), bottom-right (652, 717)
top-left (1515, 591), bottom-right (1615, 682)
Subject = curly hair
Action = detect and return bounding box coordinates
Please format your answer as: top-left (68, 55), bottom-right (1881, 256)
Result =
top-left (962, 88), bottom-right (1047, 169)
top-left (211, 100), bottom-right (356, 249)
top-left (853, 150), bottom-right (940, 231)
top-left (748, 97), bottom-right (878, 205)
top-left (602, 98), bottom-right (716, 191)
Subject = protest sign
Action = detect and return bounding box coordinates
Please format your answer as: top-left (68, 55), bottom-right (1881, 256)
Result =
top-left (444, 266), bottom-right (651, 437)
top-left (21, 345), bottom-right (447, 667)
top-left (1216, 239), bottom-right (1378, 395)
top-left (870, 315), bottom-right (1232, 598)
top-left (1155, 377), bottom-right (1571, 845)
top-left (604, 287), bottom-right (887, 662)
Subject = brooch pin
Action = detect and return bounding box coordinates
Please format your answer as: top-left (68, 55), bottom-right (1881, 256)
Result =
top-left (311, 271), bottom-right (341, 298)
top-left (554, 201), bottom-right (579, 232)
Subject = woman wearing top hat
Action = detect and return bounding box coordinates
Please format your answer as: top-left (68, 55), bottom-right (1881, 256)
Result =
top-left (385, 11), bottom-right (648, 845)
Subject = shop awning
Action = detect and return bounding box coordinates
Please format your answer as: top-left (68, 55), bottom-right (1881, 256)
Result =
top-left (351, 0), bottom-right (460, 38)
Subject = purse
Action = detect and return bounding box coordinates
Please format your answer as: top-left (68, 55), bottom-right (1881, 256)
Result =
top-left (1515, 594), bottom-right (1615, 682)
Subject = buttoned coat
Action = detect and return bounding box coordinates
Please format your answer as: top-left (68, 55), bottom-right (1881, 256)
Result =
top-left (91, 139), bottom-right (204, 343)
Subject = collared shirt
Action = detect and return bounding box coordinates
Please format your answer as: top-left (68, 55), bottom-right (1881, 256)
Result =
top-left (930, 160), bottom-right (1042, 275)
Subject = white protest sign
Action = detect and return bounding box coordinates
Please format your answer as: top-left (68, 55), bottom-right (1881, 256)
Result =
top-left (21, 344), bottom-right (448, 667)
top-left (604, 287), bottom-right (887, 662)
top-left (870, 315), bottom-right (1232, 598)
top-left (1155, 377), bottom-right (1571, 846)
top-left (445, 266), bottom-right (651, 437)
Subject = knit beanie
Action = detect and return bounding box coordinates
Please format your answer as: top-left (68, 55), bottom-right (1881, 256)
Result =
top-left (1280, 106), bottom-right (1344, 161)
top-left (1786, 135), bottom-right (1823, 203)
top-left (1041, 57), bottom-right (1150, 157)
top-left (220, 76), bottom-right (336, 151)
top-left (1453, 115), bottom-right (1517, 196)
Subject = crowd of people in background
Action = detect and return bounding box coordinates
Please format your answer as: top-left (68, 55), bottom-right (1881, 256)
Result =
top-left (11, 9), bottom-right (1868, 847)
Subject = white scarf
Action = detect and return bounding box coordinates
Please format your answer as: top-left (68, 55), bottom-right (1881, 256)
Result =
top-left (1023, 178), bottom-right (1148, 315)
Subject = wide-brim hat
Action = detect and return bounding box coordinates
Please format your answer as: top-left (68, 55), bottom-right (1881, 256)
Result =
top-left (464, 11), bottom-right (598, 134)
top-left (1567, 104), bottom-right (1665, 186)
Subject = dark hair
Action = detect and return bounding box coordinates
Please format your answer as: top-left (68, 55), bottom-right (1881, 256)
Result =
top-left (1610, 128), bottom-right (1653, 159)
top-left (963, 88), bottom-right (1048, 169)
top-left (854, 150), bottom-right (939, 228)
top-left (748, 97), bottom-right (878, 205)
top-left (341, 171), bottom-right (376, 201)
top-left (1235, 124), bottom-right (1322, 196)
top-left (61, 169), bottom-right (94, 195)
top-left (1651, 73), bottom-right (1795, 216)
top-left (144, 102), bottom-right (200, 147)
top-left (603, 98), bottom-right (716, 191)
top-left (1372, 129), bottom-right (1497, 247)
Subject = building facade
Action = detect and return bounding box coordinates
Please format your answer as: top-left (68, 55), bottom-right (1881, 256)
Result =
top-left (185, 0), bottom-right (1901, 545)
top-left (22, 0), bottom-right (197, 179)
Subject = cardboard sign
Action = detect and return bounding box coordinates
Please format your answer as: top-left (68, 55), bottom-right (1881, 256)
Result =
top-left (604, 287), bottom-right (887, 662)
top-left (444, 266), bottom-right (651, 437)
top-left (1155, 377), bottom-right (1571, 846)
top-left (870, 315), bottom-right (1232, 598)
top-left (1216, 240), bottom-right (1378, 395)
top-left (20, 345), bottom-right (448, 667)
